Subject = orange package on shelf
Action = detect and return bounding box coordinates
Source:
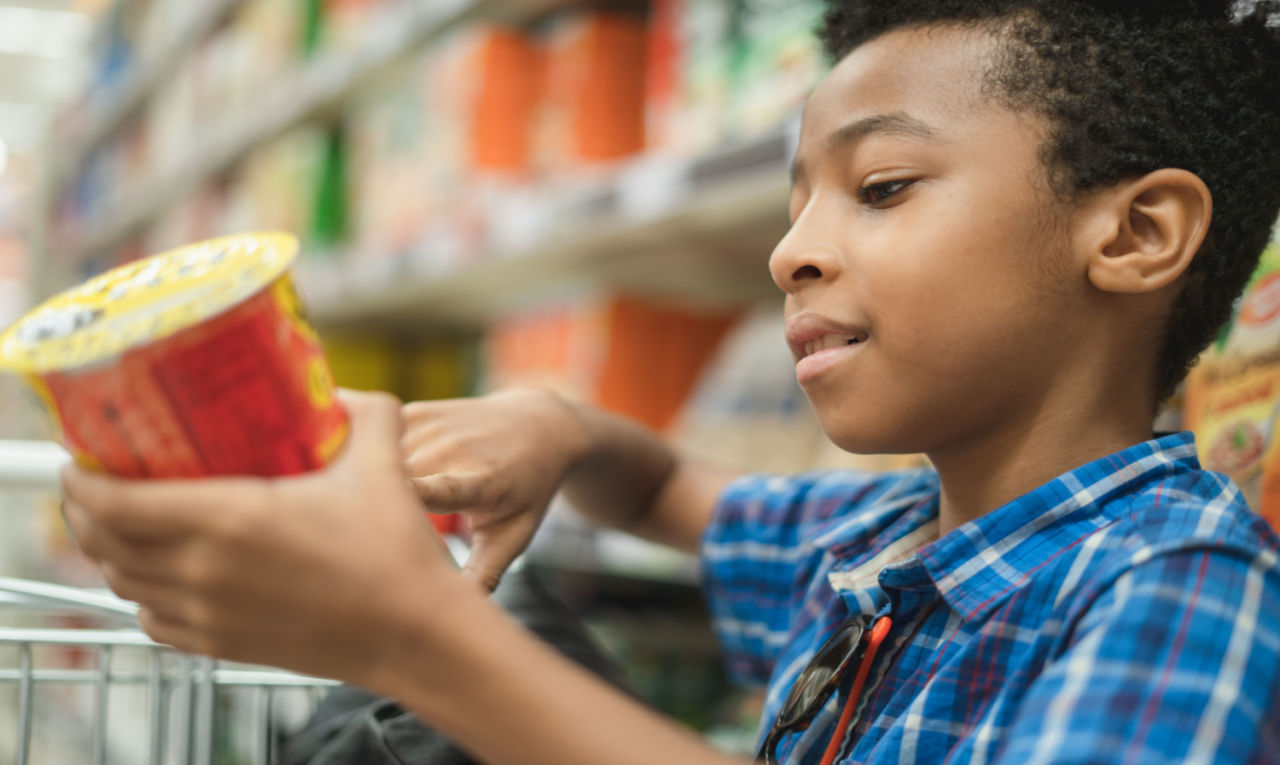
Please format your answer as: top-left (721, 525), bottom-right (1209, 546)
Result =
top-left (595, 296), bottom-right (739, 432)
top-left (485, 304), bottom-right (606, 402)
top-left (539, 11), bottom-right (649, 167)
top-left (484, 295), bottom-right (737, 432)
top-left (470, 28), bottom-right (547, 173)
top-left (645, 0), bottom-right (683, 154)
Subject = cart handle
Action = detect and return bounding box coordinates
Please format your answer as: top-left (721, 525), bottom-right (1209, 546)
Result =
top-left (0, 440), bottom-right (69, 492)
top-left (0, 577), bottom-right (138, 620)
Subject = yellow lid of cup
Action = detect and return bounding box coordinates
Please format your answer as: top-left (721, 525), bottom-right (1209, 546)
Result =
top-left (0, 232), bottom-right (299, 374)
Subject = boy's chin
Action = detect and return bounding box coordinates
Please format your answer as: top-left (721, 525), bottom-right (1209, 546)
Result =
top-left (820, 423), bottom-right (923, 459)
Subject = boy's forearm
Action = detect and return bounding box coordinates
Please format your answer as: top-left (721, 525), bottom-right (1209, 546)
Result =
top-left (555, 395), bottom-right (738, 551)
top-left (371, 580), bottom-right (744, 765)
top-left (558, 396), bottom-right (677, 528)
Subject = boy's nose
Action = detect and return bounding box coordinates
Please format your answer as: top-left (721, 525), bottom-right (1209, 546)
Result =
top-left (769, 240), bottom-right (843, 294)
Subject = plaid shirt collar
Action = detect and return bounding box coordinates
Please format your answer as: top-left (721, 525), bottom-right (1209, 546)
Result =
top-left (814, 432), bottom-right (1203, 619)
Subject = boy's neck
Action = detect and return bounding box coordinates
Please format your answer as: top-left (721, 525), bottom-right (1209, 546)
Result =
top-left (928, 398), bottom-right (1158, 537)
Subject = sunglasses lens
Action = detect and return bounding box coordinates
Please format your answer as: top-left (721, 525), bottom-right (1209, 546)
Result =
top-left (794, 665), bottom-right (837, 711)
top-left (776, 621), bottom-right (866, 727)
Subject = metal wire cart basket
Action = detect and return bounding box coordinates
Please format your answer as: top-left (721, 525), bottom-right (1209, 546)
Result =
top-left (0, 442), bottom-right (338, 765)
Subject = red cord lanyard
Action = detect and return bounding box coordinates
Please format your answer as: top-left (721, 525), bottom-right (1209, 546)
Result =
top-left (818, 616), bottom-right (893, 765)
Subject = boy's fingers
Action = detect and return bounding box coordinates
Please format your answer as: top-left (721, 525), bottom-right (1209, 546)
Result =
top-left (63, 499), bottom-right (140, 561)
top-left (410, 472), bottom-right (491, 509)
top-left (60, 464), bottom-right (256, 539)
top-left (136, 607), bottom-right (205, 656)
top-left (58, 391), bottom-right (406, 539)
top-left (98, 562), bottom-right (190, 621)
top-left (63, 505), bottom-right (191, 582)
top-left (337, 389), bottom-right (404, 460)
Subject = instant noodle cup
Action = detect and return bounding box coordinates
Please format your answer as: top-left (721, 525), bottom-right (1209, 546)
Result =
top-left (0, 232), bottom-right (348, 478)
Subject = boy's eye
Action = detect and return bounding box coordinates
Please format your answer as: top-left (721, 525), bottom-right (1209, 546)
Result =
top-left (858, 179), bottom-right (916, 206)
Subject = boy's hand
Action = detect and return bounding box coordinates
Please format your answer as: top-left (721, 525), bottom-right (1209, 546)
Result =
top-left (60, 390), bottom-right (465, 685)
top-left (401, 388), bottom-right (591, 592)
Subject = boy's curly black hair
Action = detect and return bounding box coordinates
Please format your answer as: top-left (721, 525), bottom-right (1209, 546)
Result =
top-left (819, 0), bottom-right (1280, 405)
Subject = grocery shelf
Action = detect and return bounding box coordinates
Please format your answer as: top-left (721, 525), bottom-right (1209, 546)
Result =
top-left (54, 0), bottom-right (573, 267)
top-left (50, 0), bottom-right (248, 199)
top-left (301, 129), bottom-right (796, 329)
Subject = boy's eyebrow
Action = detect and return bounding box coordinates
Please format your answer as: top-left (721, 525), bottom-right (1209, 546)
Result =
top-left (790, 112), bottom-right (942, 185)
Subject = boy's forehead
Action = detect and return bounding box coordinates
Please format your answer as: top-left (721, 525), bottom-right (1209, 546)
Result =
top-left (800, 26), bottom-right (998, 144)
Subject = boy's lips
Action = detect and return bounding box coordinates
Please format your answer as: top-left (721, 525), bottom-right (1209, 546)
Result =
top-left (786, 312), bottom-right (870, 360)
top-left (786, 312), bottom-right (870, 383)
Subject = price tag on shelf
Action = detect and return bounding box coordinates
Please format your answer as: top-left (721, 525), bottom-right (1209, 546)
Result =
top-left (617, 156), bottom-right (692, 223)
top-left (487, 187), bottom-right (556, 256)
top-left (410, 226), bottom-right (472, 277)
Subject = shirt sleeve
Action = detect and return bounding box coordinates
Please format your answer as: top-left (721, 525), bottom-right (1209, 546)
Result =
top-left (699, 469), bottom-right (915, 687)
top-left (993, 546), bottom-right (1280, 765)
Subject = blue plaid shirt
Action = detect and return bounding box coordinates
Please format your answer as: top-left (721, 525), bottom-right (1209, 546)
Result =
top-left (701, 432), bottom-right (1280, 764)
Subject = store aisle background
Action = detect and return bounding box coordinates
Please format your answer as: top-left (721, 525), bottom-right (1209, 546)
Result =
top-left (0, 0), bottom-right (1275, 761)
top-left (0, 1), bottom-right (854, 758)
top-left (0, 0), bottom-right (86, 447)
top-left (0, 0), bottom-right (99, 656)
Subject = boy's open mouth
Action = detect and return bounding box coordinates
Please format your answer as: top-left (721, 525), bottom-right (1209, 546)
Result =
top-left (801, 333), bottom-right (868, 359)
top-left (785, 313), bottom-right (871, 368)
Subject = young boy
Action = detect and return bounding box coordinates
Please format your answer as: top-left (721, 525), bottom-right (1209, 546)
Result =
top-left (61, 1), bottom-right (1280, 763)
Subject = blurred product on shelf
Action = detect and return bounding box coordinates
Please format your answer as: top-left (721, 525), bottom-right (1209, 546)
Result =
top-left (644, 0), bottom-right (682, 152)
top-left (0, 184), bottom-right (39, 443)
top-left (0, 196), bottom-right (30, 332)
top-left (535, 9), bottom-right (649, 170)
top-left (483, 293), bottom-right (736, 432)
top-left (323, 331), bottom-right (478, 403)
top-left (239, 0), bottom-right (307, 83)
top-left (403, 336), bottom-right (480, 403)
top-left (651, 0), bottom-right (731, 155)
top-left (226, 128), bottom-right (331, 247)
top-left (322, 332), bottom-right (399, 393)
top-left (313, 124), bottom-right (351, 248)
top-left (347, 24), bottom-right (537, 270)
top-left (471, 28), bottom-right (547, 173)
top-left (595, 296), bottom-right (739, 431)
top-left (308, 0), bottom-right (405, 56)
top-left (483, 300), bottom-right (607, 403)
top-left (349, 55), bottom-right (446, 266)
top-left (47, 0), bottom-right (824, 293)
top-left (725, 0), bottom-right (826, 139)
top-left (1186, 232), bottom-right (1280, 532)
top-left (81, 7), bottom-right (137, 110)
top-left (649, 0), bottom-right (825, 155)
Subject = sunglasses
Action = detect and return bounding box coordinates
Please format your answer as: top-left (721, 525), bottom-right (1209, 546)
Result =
top-left (757, 616), bottom-right (892, 765)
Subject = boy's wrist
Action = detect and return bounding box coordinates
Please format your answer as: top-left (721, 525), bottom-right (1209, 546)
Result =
top-left (508, 386), bottom-right (597, 470)
top-left (362, 562), bottom-right (488, 703)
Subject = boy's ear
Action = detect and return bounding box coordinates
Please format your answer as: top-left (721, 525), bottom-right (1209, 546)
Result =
top-left (1080, 168), bottom-right (1212, 295)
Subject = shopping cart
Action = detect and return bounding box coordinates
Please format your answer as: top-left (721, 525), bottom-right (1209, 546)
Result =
top-left (0, 441), bottom-right (339, 765)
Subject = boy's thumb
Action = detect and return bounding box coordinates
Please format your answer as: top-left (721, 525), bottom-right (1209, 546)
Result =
top-left (336, 390), bottom-right (404, 458)
top-left (459, 516), bottom-right (538, 593)
top-left (460, 541), bottom-right (520, 593)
